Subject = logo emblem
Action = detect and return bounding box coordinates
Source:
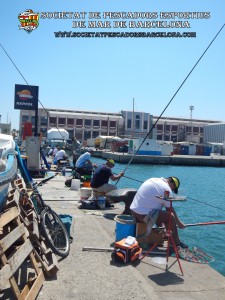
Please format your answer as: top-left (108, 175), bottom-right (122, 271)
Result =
top-left (18, 9), bottom-right (39, 34)
top-left (17, 89), bottom-right (33, 101)
top-left (14, 84), bottom-right (39, 111)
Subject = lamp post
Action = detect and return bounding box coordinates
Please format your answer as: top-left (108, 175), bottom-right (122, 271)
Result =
top-left (132, 98), bottom-right (134, 138)
top-left (189, 105), bottom-right (194, 142)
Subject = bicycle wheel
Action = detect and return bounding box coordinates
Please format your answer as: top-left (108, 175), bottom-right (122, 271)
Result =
top-left (40, 207), bottom-right (70, 258)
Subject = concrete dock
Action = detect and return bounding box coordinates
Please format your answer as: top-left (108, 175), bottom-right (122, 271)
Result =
top-left (92, 151), bottom-right (225, 167)
top-left (33, 175), bottom-right (225, 300)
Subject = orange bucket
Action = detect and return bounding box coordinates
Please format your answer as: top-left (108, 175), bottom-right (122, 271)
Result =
top-left (83, 181), bottom-right (91, 188)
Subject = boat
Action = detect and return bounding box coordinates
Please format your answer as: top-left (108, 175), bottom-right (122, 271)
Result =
top-left (0, 134), bottom-right (18, 212)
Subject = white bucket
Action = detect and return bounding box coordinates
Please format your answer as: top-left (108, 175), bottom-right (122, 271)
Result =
top-left (65, 169), bottom-right (72, 177)
top-left (71, 179), bottom-right (80, 191)
top-left (80, 187), bottom-right (92, 200)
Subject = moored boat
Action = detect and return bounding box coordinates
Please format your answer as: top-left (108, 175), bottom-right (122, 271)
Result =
top-left (0, 134), bottom-right (18, 212)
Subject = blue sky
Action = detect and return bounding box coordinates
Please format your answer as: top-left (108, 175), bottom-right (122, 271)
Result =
top-left (1, 0), bottom-right (224, 130)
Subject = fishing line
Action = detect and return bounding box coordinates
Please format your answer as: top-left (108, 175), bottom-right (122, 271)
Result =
top-left (123, 175), bottom-right (143, 183)
top-left (115, 173), bottom-right (144, 183)
top-left (115, 166), bottom-right (146, 176)
top-left (115, 169), bottom-right (225, 212)
top-left (0, 42), bottom-right (65, 140)
top-left (187, 196), bottom-right (225, 212)
top-left (116, 22), bottom-right (225, 183)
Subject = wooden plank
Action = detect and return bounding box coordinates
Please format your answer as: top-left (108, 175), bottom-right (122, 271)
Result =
top-left (33, 247), bottom-right (58, 278)
top-left (0, 264), bottom-right (12, 289)
top-left (29, 251), bottom-right (41, 275)
top-left (6, 188), bottom-right (16, 201)
top-left (13, 178), bottom-right (24, 190)
top-left (9, 277), bottom-right (22, 300)
top-left (0, 223), bottom-right (25, 254)
top-left (0, 241), bottom-right (41, 293)
top-left (22, 271), bottom-right (44, 300)
top-left (0, 191), bottom-right (45, 300)
top-left (0, 207), bottom-right (20, 228)
top-left (0, 256), bottom-right (21, 298)
top-left (8, 239), bottom-right (33, 275)
top-left (28, 211), bottom-right (39, 238)
top-left (32, 248), bottom-right (48, 269)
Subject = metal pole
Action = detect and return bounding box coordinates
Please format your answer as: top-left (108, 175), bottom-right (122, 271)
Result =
top-left (34, 108), bottom-right (38, 136)
top-left (132, 98), bottom-right (134, 138)
top-left (189, 105), bottom-right (194, 142)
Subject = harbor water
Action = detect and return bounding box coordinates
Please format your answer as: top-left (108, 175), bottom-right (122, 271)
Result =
top-left (91, 156), bottom-right (225, 276)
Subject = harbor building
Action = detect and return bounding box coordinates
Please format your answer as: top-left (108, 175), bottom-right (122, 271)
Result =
top-left (19, 108), bottom-right (221, 144)
top-left (121, 111), bottom-right (220, 144)
top-left (153, 116), bottom-right (218, 144)
top-left (203, 123), bottom-right (225, 143)
top-left (120, 110), bottom-right (154, 139)
top-left (0, 122), bottom-right (11, 135)
top-left (19, 108), bottom-right (124, 143)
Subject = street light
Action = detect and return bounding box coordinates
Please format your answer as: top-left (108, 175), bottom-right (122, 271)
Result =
top-left (189, 105), bottom-right (194, 142)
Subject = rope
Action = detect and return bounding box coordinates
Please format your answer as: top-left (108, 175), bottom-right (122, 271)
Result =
top-left (116, 22), bottom-right (225, 184)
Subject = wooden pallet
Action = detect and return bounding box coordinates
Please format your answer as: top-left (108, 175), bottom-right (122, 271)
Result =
top-left (0, 206), bottom-right (44, 300)
top-left (10, 179), bottom-right (59, 278)
top-left (0, 177), bottom-right (59, 299)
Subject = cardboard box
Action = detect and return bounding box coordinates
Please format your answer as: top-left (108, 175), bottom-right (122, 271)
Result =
top-left (136, 223), bottom-right (164, 251)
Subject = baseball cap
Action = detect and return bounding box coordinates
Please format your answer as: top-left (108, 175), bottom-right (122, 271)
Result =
top-left (170, 176), bottom-right (180, 194)
top-left (107, 158), bottom-right (115, 166)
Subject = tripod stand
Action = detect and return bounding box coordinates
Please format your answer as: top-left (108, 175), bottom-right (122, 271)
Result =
top-left (140, 197), bottom-right (184, 276)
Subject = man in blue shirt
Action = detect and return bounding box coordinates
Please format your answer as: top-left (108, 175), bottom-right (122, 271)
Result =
top-left (75, 151), bottom-right (96, 176)
top-left (76, 151), bottom-right (91, 168)
top-left (91, 158), bottom-right (124, 196)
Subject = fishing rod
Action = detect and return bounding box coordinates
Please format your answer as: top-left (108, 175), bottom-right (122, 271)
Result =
top-left (0, 43), bottom-right (66, 141)
top-left (116, 174), bottom-right (225, 213)
top-left (157, 220), bottom-right (225, 230)
top-left (36, 173), bottom-right (59, 186)
top-left (185, 221), bottom-right (225, 227)
top-left (116, 22), bottom-right (225, 184)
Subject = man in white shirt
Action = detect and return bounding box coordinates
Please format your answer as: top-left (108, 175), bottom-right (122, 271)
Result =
top-left (53, 145), bottom-right (60, 156)
top-left (130, 176), bottom-right (187, 248)
top-left (55, 146), bottom-right (68, 165)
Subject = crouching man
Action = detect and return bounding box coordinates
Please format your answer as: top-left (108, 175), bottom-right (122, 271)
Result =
top-left (130, 176), bottom-right (187, 248)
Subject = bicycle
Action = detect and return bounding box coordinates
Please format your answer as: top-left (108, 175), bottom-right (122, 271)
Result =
top-left (15, 145), bottom-right (70, 258)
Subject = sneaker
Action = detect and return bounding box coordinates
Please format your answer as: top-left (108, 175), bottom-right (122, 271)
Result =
top-left (176, 241), bottom-right (188, 249)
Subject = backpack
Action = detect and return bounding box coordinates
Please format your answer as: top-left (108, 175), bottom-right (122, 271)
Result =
top-left (111, 237), bottom-right (142, 264)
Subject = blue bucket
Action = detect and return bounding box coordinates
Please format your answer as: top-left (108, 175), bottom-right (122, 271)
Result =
top-left (114, 215), bottom-right (136, 242)
top-left (59, 214), bottom-right (73, 235)
top-left (97, 197), bottom-right (106, 209)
